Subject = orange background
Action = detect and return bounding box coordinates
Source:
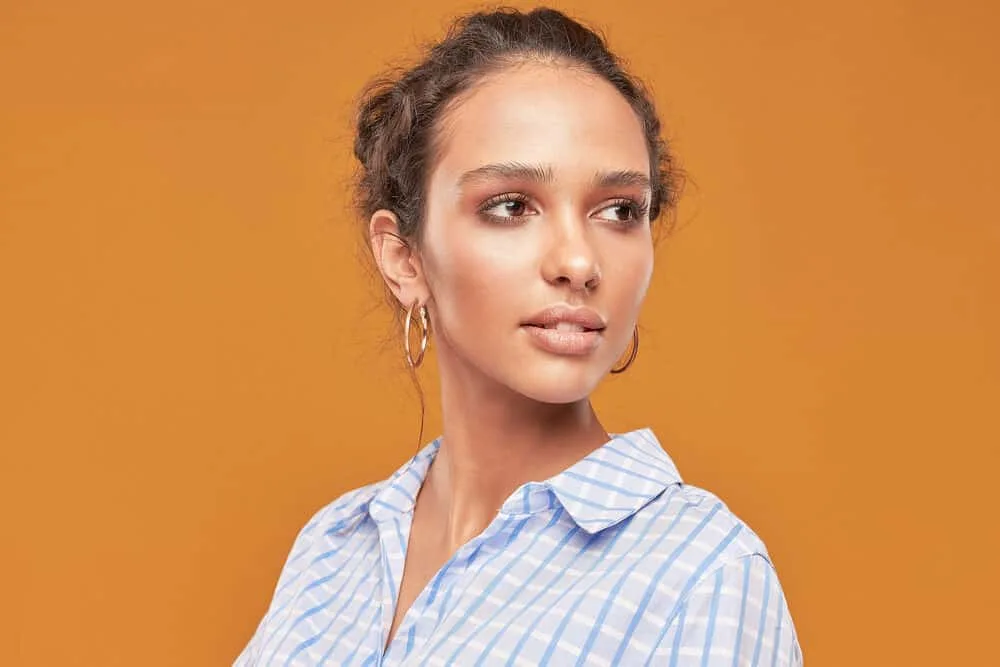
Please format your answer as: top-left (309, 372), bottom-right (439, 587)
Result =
top-left (2, 1), bottom-right (997, 665)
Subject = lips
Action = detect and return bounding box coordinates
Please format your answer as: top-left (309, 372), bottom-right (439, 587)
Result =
top-left (521, 305), bottom-right (607, 332)
top-left (528, 321), bottom-right (596, 332)
top-left (521, 324), bottom-right (603, 356)
top-left (520, 304), bottom-right (606, 356)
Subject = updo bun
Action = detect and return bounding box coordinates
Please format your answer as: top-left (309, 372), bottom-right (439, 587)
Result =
top-left (352, 6), bottom-right (681, 248)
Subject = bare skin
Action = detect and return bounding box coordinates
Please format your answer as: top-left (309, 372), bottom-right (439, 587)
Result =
top-left (370, 61), bottom-right (655, 650)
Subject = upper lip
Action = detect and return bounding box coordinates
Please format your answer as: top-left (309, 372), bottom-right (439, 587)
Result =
top-left (521, 304), bottom-right (607, 331)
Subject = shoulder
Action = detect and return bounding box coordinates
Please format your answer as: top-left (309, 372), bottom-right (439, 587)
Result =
top-left (628, 482), bottom-right (802, 660)
top-left (271, 478), bottom-right (386, 574)
top-left (233, 479), bottom-right (388, 665)
top-left (264, 479), bottom-right (385, 592)
top-left (643, 479), bottom-right (773, 565)
top-left (274, 436), bottom-right (441, 563)
top-left (293, 479), bottom-right (385, 544)
top-left (619, 478), bottom-right (780, 615)
top-left (645, 485), bottom-right (803, 663)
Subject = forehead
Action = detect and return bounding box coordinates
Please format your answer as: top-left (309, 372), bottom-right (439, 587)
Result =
top-left (429, 62), bottom-right (650, 187)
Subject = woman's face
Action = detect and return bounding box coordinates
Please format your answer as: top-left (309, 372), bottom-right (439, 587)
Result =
top-left (418, 61), bottom-right (655, 404)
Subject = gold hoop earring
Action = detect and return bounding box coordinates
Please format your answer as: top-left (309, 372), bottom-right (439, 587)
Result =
top-left (403, 298), bottom-right (430, 369)
top-left (610, 326), bottom-right (639, 374)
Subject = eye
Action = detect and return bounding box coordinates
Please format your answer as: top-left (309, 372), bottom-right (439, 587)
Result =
top-left (594, 198), bottom-right (649, 225)
top-left (478, 193), bottom-right (536, 224)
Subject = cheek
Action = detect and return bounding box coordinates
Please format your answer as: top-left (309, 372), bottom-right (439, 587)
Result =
top-left (634, 247), bottom-right (655, 302)
top-left (426, 231), bottom-right (532, 334)
top-left (607, 239), bottom-right (655, 310)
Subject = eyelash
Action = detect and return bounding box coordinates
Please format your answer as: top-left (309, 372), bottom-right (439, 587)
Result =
top-left (607, 197), bottom-right (650, 224)
top-left (477, 193), bottom-right (649, 226)
top-left (477, 192), bottom-right (532, 225)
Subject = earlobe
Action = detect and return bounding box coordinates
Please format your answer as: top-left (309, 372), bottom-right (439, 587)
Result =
top-left (368, 209), bottom-right (425, 305)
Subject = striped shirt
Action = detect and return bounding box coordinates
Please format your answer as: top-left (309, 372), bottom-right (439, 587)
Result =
top-left (235, 428), bottom-right (803, 666)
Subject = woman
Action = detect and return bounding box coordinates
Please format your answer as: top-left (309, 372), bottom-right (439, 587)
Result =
top-left (236, 7), bottom-right (802, 666)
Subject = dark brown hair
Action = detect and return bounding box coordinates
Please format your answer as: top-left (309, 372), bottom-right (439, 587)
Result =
top-left (351, 6), bottom-right (683, 445)
top-left (354, 6), bottom-right (682, 246)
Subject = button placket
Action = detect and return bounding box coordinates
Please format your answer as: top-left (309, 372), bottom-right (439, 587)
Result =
top-left (386, 513), bottom-right (517, 664)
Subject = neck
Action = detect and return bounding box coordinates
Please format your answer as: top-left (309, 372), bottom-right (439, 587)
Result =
top-left (421, 354), bottom-right (610, 552)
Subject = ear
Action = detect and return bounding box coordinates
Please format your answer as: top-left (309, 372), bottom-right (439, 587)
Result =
top-left (369, 209), bottom-right (428, 308)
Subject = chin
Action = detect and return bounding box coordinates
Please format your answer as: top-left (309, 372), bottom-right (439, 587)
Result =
top-left (505, 363), bottom-right (605, 405)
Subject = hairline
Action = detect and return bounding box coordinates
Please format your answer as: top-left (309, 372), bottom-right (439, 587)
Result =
top-left (420, 56), bottom-right (657, 227)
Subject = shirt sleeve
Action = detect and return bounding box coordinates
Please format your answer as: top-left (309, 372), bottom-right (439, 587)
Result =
top-left (654, 553), bottom-right (803, 666)
top-left (232, 515), bottom-right (323, 667)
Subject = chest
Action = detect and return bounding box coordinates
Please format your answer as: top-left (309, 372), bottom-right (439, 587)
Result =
top-left (257, 512), bottom-right (693, 666)
top-left (385, 510), bottom-right (455, 651)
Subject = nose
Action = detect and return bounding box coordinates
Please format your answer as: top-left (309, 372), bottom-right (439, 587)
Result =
top-left (540, 213), bottom-right (602, 292)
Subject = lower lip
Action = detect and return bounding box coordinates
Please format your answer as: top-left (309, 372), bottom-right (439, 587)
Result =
top-left (521, 325), bottom-right (603, 356)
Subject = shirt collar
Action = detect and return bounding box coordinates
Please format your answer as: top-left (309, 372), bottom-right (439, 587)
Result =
top-left (335, 427), bottom-right (682, 536)
top-left (543, 428), bottom-right (682, 533)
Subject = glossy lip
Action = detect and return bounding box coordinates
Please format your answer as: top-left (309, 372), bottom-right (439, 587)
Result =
top-left (520, 304), bottom-right (607, 331)
top-left (520, 304), bottom-right (606, 356)
top-left (521, 325), bottom-right (603, 356)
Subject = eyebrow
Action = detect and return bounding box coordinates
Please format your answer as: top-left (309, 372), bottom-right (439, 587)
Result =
top-left (456, 162), bottom-right (651, 191)
top-left (457, 162), bottom-right (555, 187)
top-left (593, 169), bottom-right (651, 191)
